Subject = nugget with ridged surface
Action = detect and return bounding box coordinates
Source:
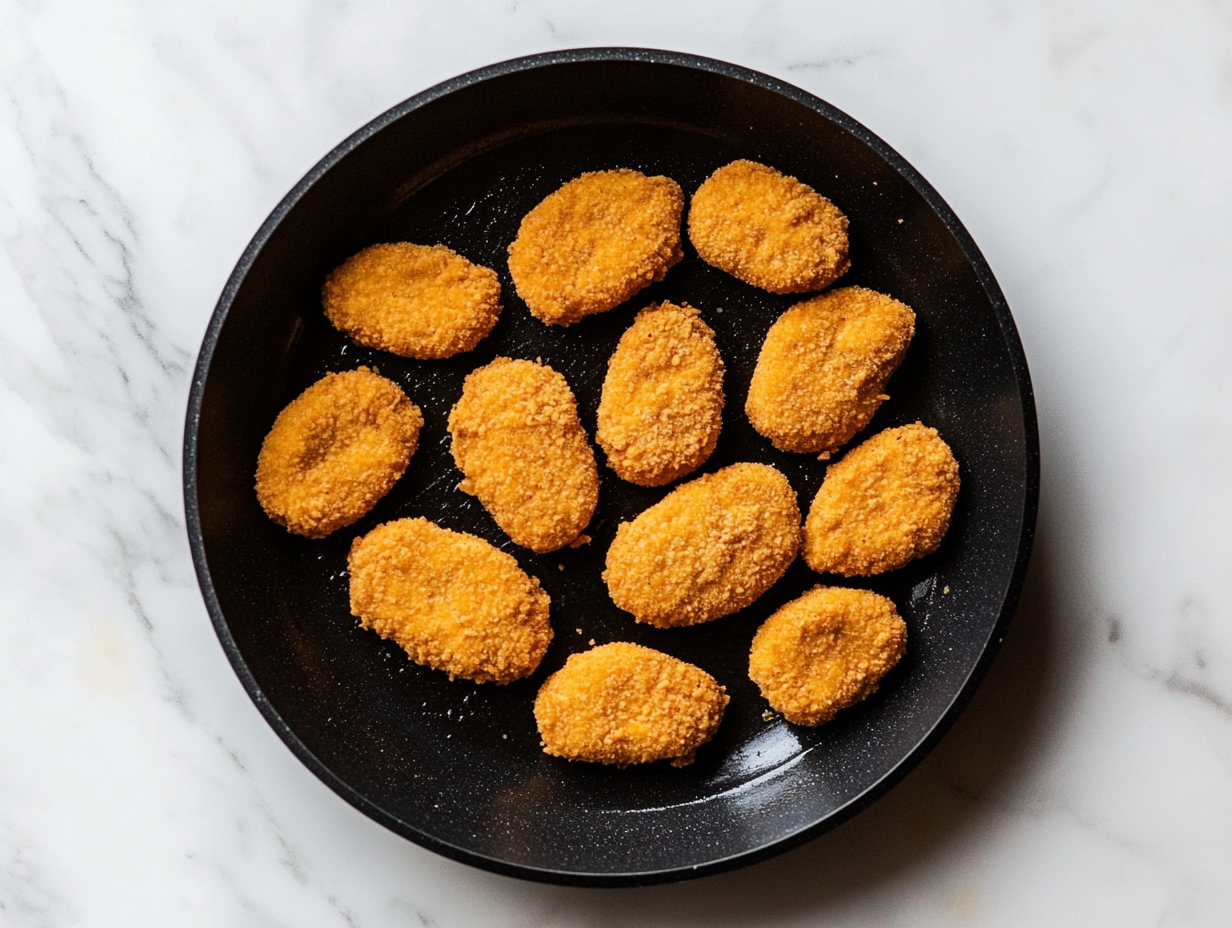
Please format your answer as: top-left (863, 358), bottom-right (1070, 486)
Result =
top-left (688, 160), bottom-right (850, 293)
top-left (749, 586), bottom-right (906, 726)
top-left (349, 518), bottom-right (552, 683)
top-left (448, 358), bottom-right (598, 553)
top-left (746, 286), bottom-right (915, 455)
top-left (322, 243), bottom-right (501, 359)
top-left (596, 302), bottom-right (725, 486)
top-left (255, 368), bottom-right (422, 538)
top-left (604, 463), bottom-right (800, 628)
top-left (534, 643), bottom-right (728, 767)
top-left (804, 423), bottom-right (960, 576)
top-left (507, 169), bottom-right (684, 325)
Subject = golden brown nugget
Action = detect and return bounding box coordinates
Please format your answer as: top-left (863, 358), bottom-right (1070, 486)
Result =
top-left (749, 586), bottom-right (906, 726)
top-left (804, 423), bottom-right (960, 576)
top-left (448, 358), bottom-right (599, 553)
top-left (507, 169), bottom-right (684, 325)
top-left (604, 463), bottom-right (800, 628)
top-left (746, 286), bottom-right (916, 455)
top-left (596, 302), bottom-right (725, 486)
top-left (255, 368), bottom-right (422, 538)
top-left (322, 243), bottom-right (502, 359)
top-left (534, 643), bottom-right (728, 766)
top-left (349, 518), bottom-right (552, 684)
top-left (688, 160), bottom-right (850, 293)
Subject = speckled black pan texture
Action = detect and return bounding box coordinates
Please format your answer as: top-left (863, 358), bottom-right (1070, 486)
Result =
top-left (184, 48), bottom-right (1039, 886)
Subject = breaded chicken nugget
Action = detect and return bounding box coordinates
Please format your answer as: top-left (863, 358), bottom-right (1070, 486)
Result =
top-left (804, 423), bottom-right (960, 576)
top-left (349, 518), bottom-right (552, 683)
top-left (448, 358), bottom-right (599, 553)
top-left (746, 286), bottom-right (915, 455)
top-left (596, 302), bottom-right (725, 486)
top-left (749, 586), bottom-right (906, 726)
top-left (604, 463), bottom-right (800, 628)
top-left (507, 169), bottom-right (684, 325)
top-left (322, 243), bottom-right (501, 359)
top-left (688, 160), bottom-right (850, 293)
top-left (255, 368), bottom-right (422, 538)
top-left (534, 642), bottom-right (728, 766)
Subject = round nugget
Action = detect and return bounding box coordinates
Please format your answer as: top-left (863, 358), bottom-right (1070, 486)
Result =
top-left (255, 368), bottom-right (422, 538)
top-left (534, 643), bottom-right (728, 766)
top-left (596, 302), bottom-right (725, 486)
top-left (804, 423), bottom-right (960, 576)
top-left (746, 286), bottom-right (915, 455)
top-left (603, 463), bottom-right (800, 628)
top-left (322, 243), bottom-right (502, 359)
top-left (349, 518), bottom-right (552, 683)
top-left (749, 586), bottom-right (907, 726)
top-left (448, 358), bottom-right (599, 553)
top-left (507, 169), bottom-right (684, 325)
top-left (688, 159), bottom-right (850, 293)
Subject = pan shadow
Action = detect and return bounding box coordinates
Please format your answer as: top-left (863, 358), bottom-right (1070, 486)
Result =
top-left (532, 511), bottom-right (1060, 921)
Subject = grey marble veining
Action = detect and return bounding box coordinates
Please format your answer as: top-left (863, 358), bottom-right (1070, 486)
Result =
top-left (1, 0), bottom-right (1231, 925)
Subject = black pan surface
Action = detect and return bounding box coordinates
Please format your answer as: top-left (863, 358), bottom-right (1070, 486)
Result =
top-left (184, 49), bottom-right (1038, 886)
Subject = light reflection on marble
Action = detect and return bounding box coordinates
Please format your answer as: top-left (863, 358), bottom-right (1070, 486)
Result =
top-left (1, 1), bottom-right (1231, 924)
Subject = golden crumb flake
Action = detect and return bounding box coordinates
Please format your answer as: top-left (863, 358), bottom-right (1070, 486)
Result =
top-left (348, 517), bottom-right (552, 683)
top-left (603, 462), bottom-right (800, 628)
top-left (255, 368), bottom-right (422, 538)
top-left (804, 423), bottom-right (960, 576)
top-left (507, 169), bottom-right (684, 325)
top-left (448, 357), bottom-right (599, 553)
top-left (534, 642), bottom-right (728, 766)
top-left (596, 302), bottom-right (725, 486)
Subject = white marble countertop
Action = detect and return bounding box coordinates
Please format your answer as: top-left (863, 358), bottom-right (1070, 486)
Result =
top-left (2, 1), bottom-right (1231, 924)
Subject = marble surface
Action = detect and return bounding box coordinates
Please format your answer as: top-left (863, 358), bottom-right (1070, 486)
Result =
top-left (2, 0), bottom-right (1231, 924)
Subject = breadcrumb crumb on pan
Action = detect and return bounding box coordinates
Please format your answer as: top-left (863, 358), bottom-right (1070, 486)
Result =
top-left (349, 517), bottom-right (552, 684)
top-left (507, 169), bottom-right (685, 325)
top-left (596, 301), bottom-right (725, 486)
top-left (603, 462), bottom-right (801, 628)
top-left (804, 423), bottom-right (960, 576)
top-left (322, 243), bottom-right (502, 359)
top-left (448, 357), bottom-right (599, 553)
top-left (534, 642), bottom-right (728, 766)
top-left (749, 586), bottom-right (906, 726)
top-left (255, 368), bottom-right (422, 539)
top-left (688, 160), bottom-right (850, 294)
top-left (746, 286), bottom-right (915, 455)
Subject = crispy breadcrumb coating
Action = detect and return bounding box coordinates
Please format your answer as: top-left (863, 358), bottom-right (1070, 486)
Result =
top-left (348, 518), bottom-right (552, 683)
top-left (322, 243), bottom-right (501, 359)
top-left (255, 368), bottom-right (422, 538)
top-left (596, 302), bottom-right (725, 486)
top-left (448, 357), bottom-right (599, 553)
top-left (507, 169), bottom-right (684, 325)
top-left (804, 423), bottom-right (960, 576)
top-left (746, 286), bottom-right (915, 455)
top-left (534, 642), bottom-right (728, 766)
top-left (749, 586), bottom-right (906, 726)
top-left (688, 160), bottom-right (850, 294)
top-left (603, 463), bottom-right (800, 628)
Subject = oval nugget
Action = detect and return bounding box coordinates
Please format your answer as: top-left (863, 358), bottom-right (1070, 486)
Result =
top-left (604, 463), bottom-right (800, 628)
top-left (746, 286), bottom-right (915, 455)
top-left (749, 586), bottom-right (906, 726)
top-left (534, 643), bottom-right (728, 766)
top-left (507, 169), bottom-right (684, 326)
top-left (322, 243), bottom-right (501, 359)
top-left (596, 302), bottom-right (725, 486)
top-left (448, 358), bottom-right (599, 553)
top-left (349, 518), bottom-right (552, 683)
top-left (804, 423), bottom-right (960, 576)
top-left (688, 160), bottom-right (850, 293)
top-left (255, 368), bottom-right (422, 538)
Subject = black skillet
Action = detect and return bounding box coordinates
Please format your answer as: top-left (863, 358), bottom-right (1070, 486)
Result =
top-left (183, 48), bottom-right (1039, 886)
